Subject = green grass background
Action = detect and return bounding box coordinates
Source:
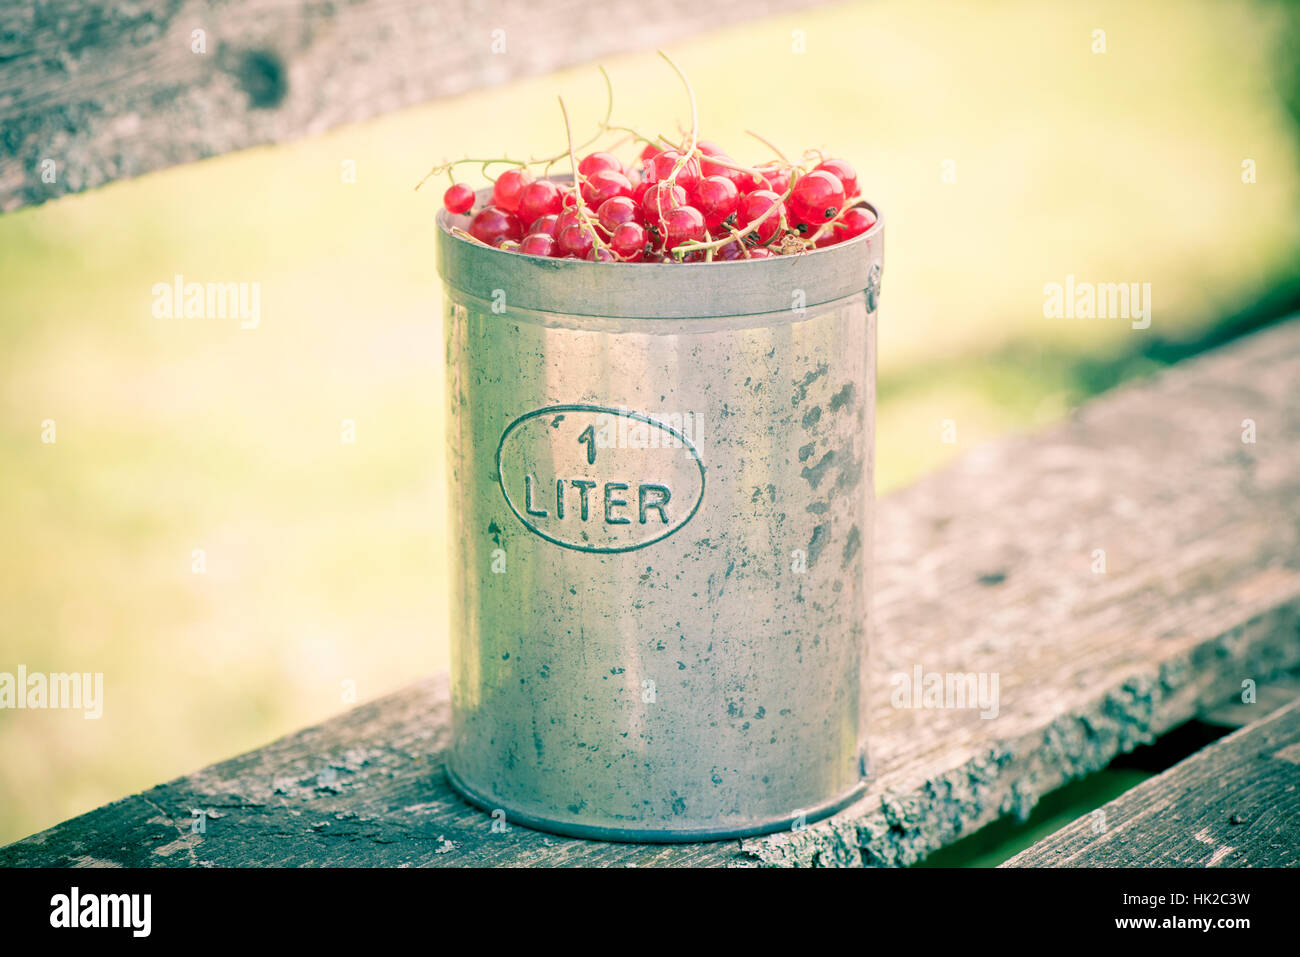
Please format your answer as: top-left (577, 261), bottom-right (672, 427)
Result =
top-left (1, 0), bottom-right (1297, 852)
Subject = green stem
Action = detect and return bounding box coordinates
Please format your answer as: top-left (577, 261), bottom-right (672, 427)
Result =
top-left (415, 156), bottom-right (526, 192)
top-left (671, 180), bottom-right (796, 256)
top-left (529, 67), bottom-right (616, 167)
top-left (450, 227), bottom-right (494, 248)
top-left (418, 67), bottom-right (620, 191)
top-left (605, 125), bottom-right (662, 148)
top-left (745, 129), bottom-right (790, 164)
top-left (802, 200), bottom-right (858, 245)
top-left (558, 96), bottom-right (611, 256)
top-left (657, 51), bottom-right (699, 190)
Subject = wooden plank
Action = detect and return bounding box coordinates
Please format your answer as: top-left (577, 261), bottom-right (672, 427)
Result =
top-left (3, 317), bottom-right (1300, 867)
top-left (1003, 699), bottom-right (1300, 867)
top-left (0, 0), bottom-right (830, 212)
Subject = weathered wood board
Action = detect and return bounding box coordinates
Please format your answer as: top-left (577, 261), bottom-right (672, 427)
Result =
top-left (3, 317), bottom-right (1299, 867)
top-left (0, 0), bottom-right (832, 212)
top-left (1004, 699), bottom-right (1300, 867)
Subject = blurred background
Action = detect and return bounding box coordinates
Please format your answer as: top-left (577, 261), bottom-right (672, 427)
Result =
top-left (1, 0), bottom-right (1298, 851)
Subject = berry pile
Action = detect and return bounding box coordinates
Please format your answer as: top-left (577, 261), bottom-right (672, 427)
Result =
top-left (421, 56), bottom-right (875, 264)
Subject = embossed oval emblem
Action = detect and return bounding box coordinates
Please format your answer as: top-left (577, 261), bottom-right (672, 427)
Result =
top-left (497, 404), bottom-right (706, 553)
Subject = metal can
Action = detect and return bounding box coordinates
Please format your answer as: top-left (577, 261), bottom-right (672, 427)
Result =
top-left (437, 187), bottom-right (883, 841)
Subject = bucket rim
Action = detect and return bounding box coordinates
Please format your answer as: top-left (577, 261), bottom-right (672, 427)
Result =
top-left (435, 179), bottom-right (883, 319)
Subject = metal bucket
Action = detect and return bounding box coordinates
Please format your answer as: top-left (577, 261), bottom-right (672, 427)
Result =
top-left (436, 186), bottom-right (883, 841)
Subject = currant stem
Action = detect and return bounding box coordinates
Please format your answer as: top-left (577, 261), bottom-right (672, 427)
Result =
top-left (701, 153), bottom-right (795, 181)
top-left (745, 129), bottom-right (790, 164)
top-left (657, 51), bottom-right (699, 190)
top-left (558, 96), bottom-right (612, 256)
top-left (605, 125), bottom-right (662, 148)
top-left (450, 227), bottom-right (494, 248)
top-left (530, 66), bottom-right (617, 167)
top-left (723, 224), bottom-right (756, 259)
top-left (415, 156), bottom-right (526, 192)
top-left (802, 200), bottom-right (860, 246)
top-left (671, 180), bottom-right (797, 256)
top-left (419, 66), bottom-right (621, 192)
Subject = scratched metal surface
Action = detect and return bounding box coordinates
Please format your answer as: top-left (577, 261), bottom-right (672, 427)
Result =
top-left (438, 217), bottom-right (883, 839)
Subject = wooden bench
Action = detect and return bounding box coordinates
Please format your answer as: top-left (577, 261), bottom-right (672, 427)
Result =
top-left (1004, 698), bottom-right (1300, 868)
top-left (4, 317), bottom-right (1297, 867)
top-left (0, 0), bottom-right (827, 212)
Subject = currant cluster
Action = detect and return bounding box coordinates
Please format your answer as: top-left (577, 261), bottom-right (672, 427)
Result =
top-left (440, 142), bottom-right (873, 263)
top-left (423, 56), bottom-right (875, 264)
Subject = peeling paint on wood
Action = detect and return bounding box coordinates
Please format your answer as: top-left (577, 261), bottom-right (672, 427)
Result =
top-left (3, 318), bottom-right (1299, 867)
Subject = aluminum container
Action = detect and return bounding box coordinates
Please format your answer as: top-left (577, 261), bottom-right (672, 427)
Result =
top-left (437, 187), bottom-right (883, 841)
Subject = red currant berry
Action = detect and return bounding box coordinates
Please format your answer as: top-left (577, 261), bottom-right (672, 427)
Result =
top-left (695, 142), bottom-right (730, 178)
top-left (516, 180), bottom-right (563, 228)
top-left (728, 168), bottom-right (767, 193)
top-left (587, 246), bottom-right (618, 262)
top-left (581, 169), bottom-right (633, 208)
top-left (641, 182), bottom-right (687, 222)
top-left (737, 190), bottom-right (786, 244)
top-left (519, 232), bottom-right (558, 257)
top-left (468, 206), bottom-right (522, 246)
top-left (529, 213), bottom-right (561, 237)
top-left (554, 208), bottom-right (580, 235)
top-left (647, 150), bottom-right (702, 192)
top-left (639, 142), bottom-right (662, 164)
top-left (695, 175), bottom-right (739, 230)
top-left (760, 167), bottom-right (791, 195)
top-left (557, 222), bottom-right (597, 259)
top-left (491, 168), bottom-right (533, 213)
top-left (717, 240), bottom-right (774, 260)
top-left (843, 205), bottom-right (876, 236)
top-left (790, 170), bottom-right (846, 225)
top-left (812, 159), bottom-right (859, 199)
top-left (610, 221), bottom-right (647, 261)
top-left (814, 205), bottom-right (876, 247)
top-left (662, 205), bottom-right (707, 251)
top-left (597, 196), bottom-right (640, 234)
top-left (443, 183), bottom-right (475, 215)
top-left (699, 153), bottom-right (734, 179)
top-left (578, 152), bottom-right (622, 177)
